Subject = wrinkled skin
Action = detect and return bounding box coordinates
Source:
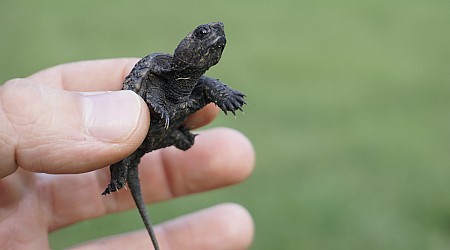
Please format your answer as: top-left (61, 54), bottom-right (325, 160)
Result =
top-left (102, 22), bottom-right (246, 249)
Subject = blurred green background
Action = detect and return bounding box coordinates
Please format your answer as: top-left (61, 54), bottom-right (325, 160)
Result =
top-left (1, 0), bottom-right (450, 249)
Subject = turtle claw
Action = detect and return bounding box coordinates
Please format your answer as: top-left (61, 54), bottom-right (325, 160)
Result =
top-left (159, 110), bottom-right (170, 129)
top-left (164, 114), bottom-right (170, 129)
top-left (153, 104), bottom-right (170, 129)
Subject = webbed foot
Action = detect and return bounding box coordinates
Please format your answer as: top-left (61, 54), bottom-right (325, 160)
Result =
top-left (174, 127), bottom-right (197, 150)
top-left (102, 178), bottom-right (127, 195)
top-left (214, 85), bottom-right (246, 116)
top-left (101, 160), bottom-right (129, 195)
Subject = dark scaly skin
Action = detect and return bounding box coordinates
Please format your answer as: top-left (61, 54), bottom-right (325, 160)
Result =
top-left (101, 22), bottom-right (246, 249)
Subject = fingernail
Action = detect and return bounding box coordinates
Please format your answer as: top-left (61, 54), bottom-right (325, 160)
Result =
top-left (83, 91), bottom-right (142, 142)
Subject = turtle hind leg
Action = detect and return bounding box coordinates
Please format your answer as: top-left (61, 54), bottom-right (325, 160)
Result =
top-left (172, 126), bottom-right (197, 150)
top-left (101, 152), bottom-right (143, 195)
top-left (102, 159), bottom-right (129, 195)
top-left (156, 126), bottom-right (197, 151)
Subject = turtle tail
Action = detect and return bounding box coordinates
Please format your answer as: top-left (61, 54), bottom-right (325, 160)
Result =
top-left (127, 165), bottom-right (160, 250)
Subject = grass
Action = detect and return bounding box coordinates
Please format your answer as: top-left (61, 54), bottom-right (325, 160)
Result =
top-left (1, 0), bottom-right (450, 249)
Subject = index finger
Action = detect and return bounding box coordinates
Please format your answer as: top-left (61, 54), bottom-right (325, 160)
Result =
top-left (27, 58), bottom-right (139, 91)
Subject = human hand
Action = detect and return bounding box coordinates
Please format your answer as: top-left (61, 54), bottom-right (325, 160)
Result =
top-left (0, 59), bottom-right (255, 249)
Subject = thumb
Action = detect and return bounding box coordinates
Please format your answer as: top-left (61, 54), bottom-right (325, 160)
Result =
top-left (0, 78), bottom-right (149, 178)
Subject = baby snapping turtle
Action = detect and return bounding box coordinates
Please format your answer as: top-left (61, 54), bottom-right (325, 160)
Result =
top-left (102, 22), bottom-right (246, 249)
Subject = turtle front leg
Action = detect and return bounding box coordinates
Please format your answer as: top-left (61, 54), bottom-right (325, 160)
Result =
top-left (146, 90), bottom-right (170, 129)
top-left (194, 76), bottom-right (246, 115)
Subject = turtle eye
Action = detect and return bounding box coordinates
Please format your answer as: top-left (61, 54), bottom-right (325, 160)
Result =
top-left (194, 25), bottom-right (210, 39)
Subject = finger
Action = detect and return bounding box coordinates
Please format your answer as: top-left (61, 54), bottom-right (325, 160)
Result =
top-left (0, 79), bottom-right (149, 177)
top-left (28, 58), bottom-right (139, 91)
top-left (46, 128), bottom-right (254, 230)
top-left (70, 203), bottom-right (254, 250)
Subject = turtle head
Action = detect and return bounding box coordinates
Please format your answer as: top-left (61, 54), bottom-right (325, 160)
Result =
top-left (173, 22), bottom-right (226, 71)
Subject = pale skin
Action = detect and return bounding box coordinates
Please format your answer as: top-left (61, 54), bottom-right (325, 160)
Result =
top-left (0, 59), bottom-right (255, 249)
